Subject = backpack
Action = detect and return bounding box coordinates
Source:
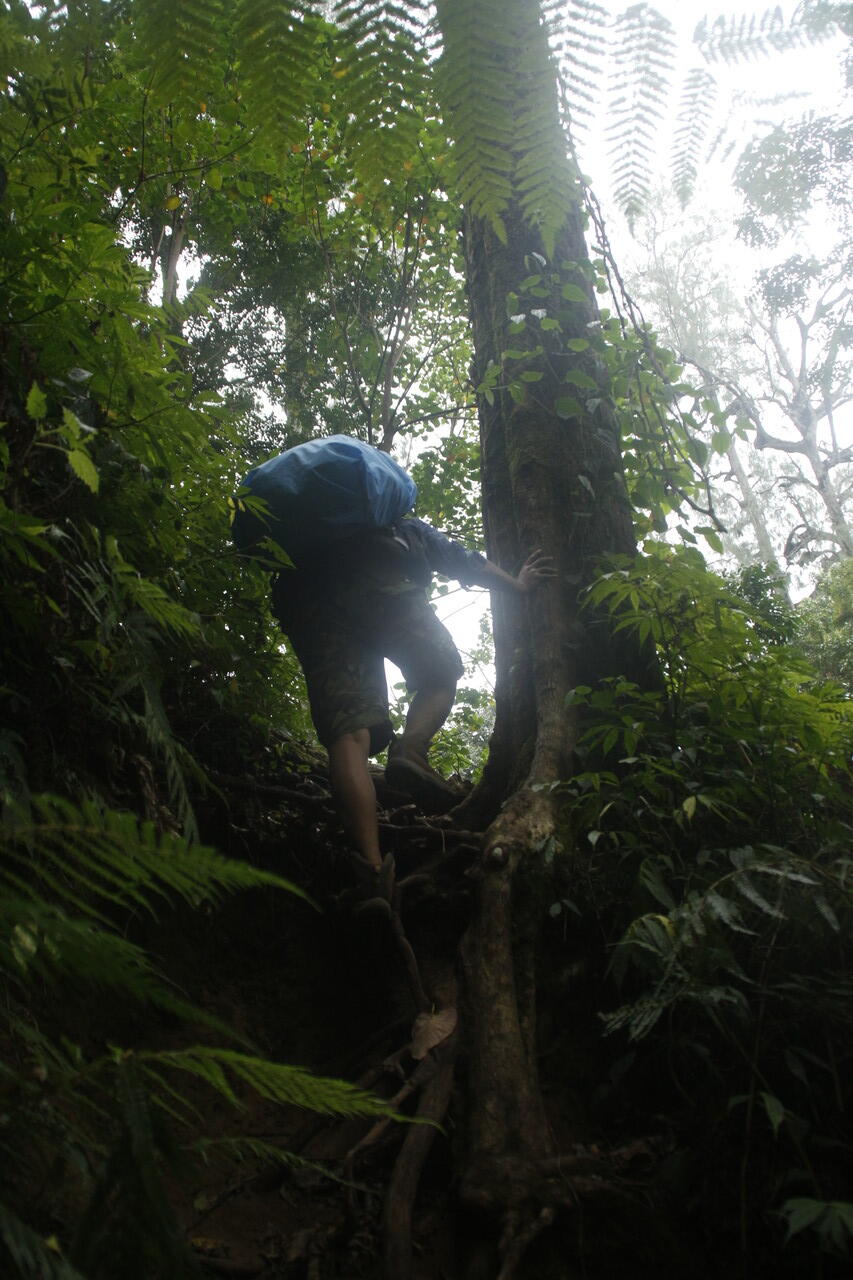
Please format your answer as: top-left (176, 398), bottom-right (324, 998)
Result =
top-left (231, 435), bottom-right (417, 564)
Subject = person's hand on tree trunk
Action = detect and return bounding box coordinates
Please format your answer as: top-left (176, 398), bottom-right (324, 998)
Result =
top-left (516, 549), bottom-right (556, 592)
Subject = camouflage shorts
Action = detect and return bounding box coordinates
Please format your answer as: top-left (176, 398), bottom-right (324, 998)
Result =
top-left (284, 586), bottom-right (464, 755)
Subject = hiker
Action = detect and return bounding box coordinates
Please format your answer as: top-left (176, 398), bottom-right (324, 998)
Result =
top-left (270, 518), bottom-right (553, 885)
top-left (233, 435), bottom-right (554, 894)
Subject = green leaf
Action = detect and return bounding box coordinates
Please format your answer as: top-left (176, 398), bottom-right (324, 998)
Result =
top-left (781, 1198), bottom-right (829, 1241)
top-left (760, 1091), bottom-right (785, 1136)
top-left (27, 383), bottom-right (48, 421)
top-left (697, 527), bottom-right (724, 554)
top-left (566, 338), bottom-right (589, 351)
top-left (561, 282), bottom-right (587, 302)
top-left (67, 449), bottom-right (99, 493)
top-left (555, 395), bottom-right (582, 419)
top-left (564, 368), bottom-right (597, 390)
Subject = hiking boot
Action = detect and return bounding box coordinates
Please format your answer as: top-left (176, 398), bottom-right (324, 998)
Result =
top-left (341, 852), bottom-right (396, 918)
top-left (385, 747), bottom-right (461, 815)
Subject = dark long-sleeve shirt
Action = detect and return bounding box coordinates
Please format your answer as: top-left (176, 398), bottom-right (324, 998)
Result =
top-left (392, 517), bottom-right (490, 588)
top-left (271, 518), bottom-right (489, 631)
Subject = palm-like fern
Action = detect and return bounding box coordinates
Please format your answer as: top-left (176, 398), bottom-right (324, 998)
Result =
top-left (607, 3), bottom-right (676, 228)
top-left (671, 67), bottom-right (717, 207)
top-left (694, 1), bottom-right (840, 65)
top-left (435, 0), bottom-right (579, 252)
top-left (232, 0), bottom-right (327, 149)
top-left (333, 2), bottom-right (432, 182)
top-left (546, 0), bottom-right (609, 130)
top-left (434, 1), bottom-right (516, 237)
top-left (131, 0), bottom-right (229, 104)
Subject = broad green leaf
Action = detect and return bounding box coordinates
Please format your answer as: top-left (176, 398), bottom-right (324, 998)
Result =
top-left (555, 395), bottom-right (582, 419)
top-left (781, 1198), bottom-right (828, 1240)
top-left (67, 449), bottom-right (99, 493)
top-left (27, 383), bottom-right (48, 421)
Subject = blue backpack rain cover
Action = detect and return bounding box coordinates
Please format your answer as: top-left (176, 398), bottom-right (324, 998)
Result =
top-left (232, 435), bottom-right (417, 563)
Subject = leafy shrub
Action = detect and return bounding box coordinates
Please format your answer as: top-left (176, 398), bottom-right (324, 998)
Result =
top-left (548, 547), bottom-right (853, 1268)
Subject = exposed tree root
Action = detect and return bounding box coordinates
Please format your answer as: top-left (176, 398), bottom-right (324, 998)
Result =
top-left (496, 1205), bottom-right (555, 1280)
top-left (382, 1045), bottom-right (456, 1280)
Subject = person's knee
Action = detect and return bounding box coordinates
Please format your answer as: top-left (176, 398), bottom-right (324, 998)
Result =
top-left (329, 727), bottom-right (371, 759)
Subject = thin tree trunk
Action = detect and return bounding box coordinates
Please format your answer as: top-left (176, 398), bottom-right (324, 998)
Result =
top-left (727, 441), bottom-right (783, 571)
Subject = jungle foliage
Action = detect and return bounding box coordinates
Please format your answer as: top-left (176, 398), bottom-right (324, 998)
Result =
top-left (1, 1), bottom-right (852, 1278)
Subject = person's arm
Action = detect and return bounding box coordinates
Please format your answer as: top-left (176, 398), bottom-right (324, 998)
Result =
top-left (401, 519), bottom-right (555, 592)
top-left (475, 549), bottom-right (555, 594)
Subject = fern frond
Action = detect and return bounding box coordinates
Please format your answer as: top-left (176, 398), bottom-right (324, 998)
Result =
top-left (232, 0), bottom-right (326, 150)
top-left (192, 1137), bottom-right (359, 1191)
top-left (545, 0), bottom-right (608, 131)
top-left (435, 0), bottom-right (578, 251)
top-left (671, 67), bottom-right (717, 206)
top-left (512, 5), bottom-right (580, 254)
top-left (143, 1047), bottom-right (396, 1118)
top-left (193, 1134), bottom-right (316, 1171)
top-left (131, 0), bottom-right (229, 104)
top-left (333, 2), bottom-right (431, 183)
top-left (111, 563), bottom-right (200, 639)
top-left (434, 0), bottom-right (517, 239)
top-left (136, 670), bottom-right (203, 841)
top-left (0, 896), bottom-right (244, 1043)
top-left (606, 3), bottom-right (676, 227)
top-left (0, 1202), bottom-right (85, 1280)
top-left (1, 796), bottom-right (308, 923)
top-left (704, 86), bottom-right (811, 167)
top-left (694, 3), bottom-right (840, 66)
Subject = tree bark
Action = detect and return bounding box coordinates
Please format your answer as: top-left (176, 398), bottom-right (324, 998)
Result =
top-left (431, 10), bottom-right (657, 1266)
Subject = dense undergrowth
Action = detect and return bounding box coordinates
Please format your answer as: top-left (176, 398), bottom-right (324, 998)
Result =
top-left (544, 550), bottom-right (853, 1271)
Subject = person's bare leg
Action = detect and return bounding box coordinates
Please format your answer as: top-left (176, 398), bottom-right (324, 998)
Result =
top-left (395, 683), bottom-right (456, 769)
top-left (327, 728), bottom-right (382, 869)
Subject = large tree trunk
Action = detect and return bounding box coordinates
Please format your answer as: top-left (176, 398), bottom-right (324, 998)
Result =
top-left (429, 5), bottom-right (659, 1273)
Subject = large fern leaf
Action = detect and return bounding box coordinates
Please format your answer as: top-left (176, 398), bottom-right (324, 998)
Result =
top-left (512, 2), bottom-right (581, 254)
top-left (671, 67), bottom-right (717, 207)
top-left (333, 2), bottom-right (432, 184)
top-left (435, 0), bottom-right (577, 252)
top-left (232, 0), bottom-right (326, 150)
top-left (434, 0), bottom-right (517, 239)
top-left (1, 795), bottom-right (307, 920)
top-left (694, 3), bottom-right (840, 65)
top-left (545, 0), bottom-right (609, 131)
top-left (130, 0), bottom-right (229, 104)
top-left (607, 4), bottom-right (676, 228)
top-left (143, 1046), bottom-right (396, 1118)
